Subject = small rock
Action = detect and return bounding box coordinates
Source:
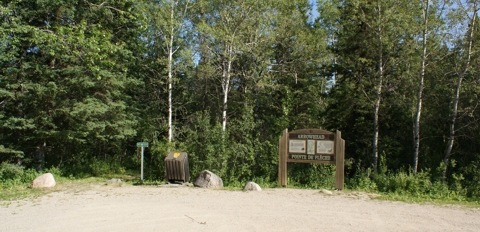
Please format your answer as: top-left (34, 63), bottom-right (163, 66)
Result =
top-left (32, 173), bottom-right (56, 188)
top-left (193, 170), bottom-right (223, 189)
top-left (321, 189), bottom-right (333, 195)
top-left (244, 182), bottom-right (262, 191)
top-left (159, 182), bottom-right (182, 187)
top-left (106, 178), bottom-right (123, 186)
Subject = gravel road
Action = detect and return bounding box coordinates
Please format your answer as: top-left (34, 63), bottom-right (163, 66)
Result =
top-left (1, 184), bottom-right (479, 231)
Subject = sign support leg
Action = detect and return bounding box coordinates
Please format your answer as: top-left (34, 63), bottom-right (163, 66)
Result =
top-left (278, 129), bottom-right (288, 187)
top-left (335, 131), bottom-right (344, 190)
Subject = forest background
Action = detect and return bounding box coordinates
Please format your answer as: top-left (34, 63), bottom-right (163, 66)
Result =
top-left (1, 0), bottom-right (480, 201)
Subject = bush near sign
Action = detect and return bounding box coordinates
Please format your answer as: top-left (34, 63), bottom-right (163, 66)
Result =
top-left (278, 129), bottom-right (345, 190)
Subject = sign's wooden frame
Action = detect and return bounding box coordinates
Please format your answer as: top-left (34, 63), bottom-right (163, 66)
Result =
top-left (278, 129), bottom-right (345, 190)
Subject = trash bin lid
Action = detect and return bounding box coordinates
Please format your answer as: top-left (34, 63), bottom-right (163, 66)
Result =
top-left (165, 152), bottom-right (188, 160)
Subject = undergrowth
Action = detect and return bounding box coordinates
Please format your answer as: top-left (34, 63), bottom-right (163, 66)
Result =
top-left (2, 159), bottom-right (480, 208)
top-left (0, 162), bottom-right (135, 201)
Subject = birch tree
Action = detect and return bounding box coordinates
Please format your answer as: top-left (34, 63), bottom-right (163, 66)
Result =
top-left (372, 1), bottom-right (385, 171)
top-left (413, 0), bottom-right (431, 175)
top-left (145, 0), bottom-right (192, 142)
top-left (328, 0), bottom-right (413, 170)
top-left (411, 0), bottom-right (449, 174)
top-left (443, 0), bottom-right (478, 179)
top-left (196, 0), bottom-right (268, 131)
top-left (357, 0), bottom-right (404, 170)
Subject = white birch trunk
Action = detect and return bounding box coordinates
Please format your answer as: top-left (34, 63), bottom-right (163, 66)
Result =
top-left (222, 45), bottom-right (233, 132)
top-left (167, 1), bottom-right (175, 143)
top-left (373, 4), bottom-right (383, 171)
top-left (443, 1), bottom-right (477, 179)
top-left (413, 0), bottom-right (429, 175)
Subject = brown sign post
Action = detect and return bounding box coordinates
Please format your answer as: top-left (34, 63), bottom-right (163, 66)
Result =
top-left (278, 129), bottom-right (345, 190)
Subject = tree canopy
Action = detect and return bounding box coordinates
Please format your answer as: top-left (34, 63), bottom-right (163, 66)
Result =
top-left (1, 0), bottom-right (480, 198)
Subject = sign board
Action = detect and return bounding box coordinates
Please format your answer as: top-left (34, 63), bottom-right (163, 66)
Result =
top-left (137, 142), bottom-right (149, 147)
top-left (278, 129), bottom-right (345, 190)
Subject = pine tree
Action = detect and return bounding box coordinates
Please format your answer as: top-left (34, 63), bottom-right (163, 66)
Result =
top-left (0, 0), bottom-right (145, 168)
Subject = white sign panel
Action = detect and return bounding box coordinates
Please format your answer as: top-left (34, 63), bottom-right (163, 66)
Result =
top-left (317, 140), bottom-right (334, 154)
top-left (289, 140), bottom-right (306, 153)
top-left (307, 140), bottom-right (315, 155)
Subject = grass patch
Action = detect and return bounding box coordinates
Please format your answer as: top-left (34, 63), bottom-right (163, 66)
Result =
top-left (376, 192), bottom-right (480, 208)
top-left (0, 184), bottom-right (45, 201)
top-left (0, 174), bottom-right (140, 202)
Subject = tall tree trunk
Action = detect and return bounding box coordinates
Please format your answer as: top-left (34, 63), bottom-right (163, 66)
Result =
top-left (164, 0), bottom-right (191, 142)
top-left (167, 1), bottom-right (175, 143)
top-left (168, 32), bottom-right (174, 143)
top-left (413, 0), bottom-right (429, 175)
top-left (222, 45), bottom-right (233, 132)
top-left (443, 1), bottom-right (477, 180)
top-left (373, 3), bottom-right (383, 171)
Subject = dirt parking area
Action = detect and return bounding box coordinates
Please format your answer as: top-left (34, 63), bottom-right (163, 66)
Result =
top-left (1, 184), bottom-right (479, 231)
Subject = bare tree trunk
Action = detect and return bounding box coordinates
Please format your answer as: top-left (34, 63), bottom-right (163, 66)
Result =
top-left (168, 31), bottom-right (174, 142)
top-left (167, 1), bottom-right (175, 143)
top-left (413, 0), bottom-right (429, 175)
top-left (166, 0), bottom-right (190, 142)
top-left (443, 1), bottom-right (477, 180)
top-left (373, 3), bottom-right (383, 171)
top-left (161, 0), bottom-right (190, 142)
top-left (222, 45), bottom-right (233, 132)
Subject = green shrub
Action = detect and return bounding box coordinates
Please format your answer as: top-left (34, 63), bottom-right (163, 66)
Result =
top-left (146, 141), bottom-right (178, 180)
top-left (44, 166), bottom-right (63, 177)
top-left (0, 162), bottom-right (24, 181)
top-left (0, 164), bottom-right (41, 190)
top-left (346, 167), bottom-right (377, 191)
top-left (461, 157), bottom-right (480, 199)
top-left (21, 168), bottom-right (39, 183)
top-left (288, 163), bottom-right (336, 189)
top-left (374, 170), bottom-right (432, 195)
top-left (89, 157), bottom-right (126, 177)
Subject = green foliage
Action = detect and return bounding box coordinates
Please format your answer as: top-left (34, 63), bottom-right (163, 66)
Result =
top-left (461, 155), bottom-right (480, 200)
top-left (0, 163), bottom-right (39, 191)
top-left (174, 109), bottom-right (280, 185)
top-left (344, 162), bottom-right (469, 201)
top-left (21, 168), bottom-right (39, 184)
top-left (180, 112), bottom-right (230, 181)
top-left (43, 166), bottom-right (62, 177)
top-left (347, 167), bottom-right (378, 192)
top-left (0, 0), bottom-right (479, 205)
top-left (89, 158), bottom-right (126, 177)
top-left (373, 170), bottom-right (435, 195)
top-left (0, 162), bottom-right (61, 187)
top-left (0, 162), bottom-right (24, 182)
top-left (144, 141), bottom-right (177, 180)
top-left (288, 164), bottom-right (336, 189)
top-left (0, 145), bottom-right (24, 162)
top-left (0, 0), bottom-right (143, 171)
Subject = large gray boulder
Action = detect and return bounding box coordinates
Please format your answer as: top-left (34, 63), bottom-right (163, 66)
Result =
top-left (193, 170), bottom-right (223, 189)
top-left (32, 173), bottom-right (56, 188)
top-left (244, 182), bottom-right (262, 191)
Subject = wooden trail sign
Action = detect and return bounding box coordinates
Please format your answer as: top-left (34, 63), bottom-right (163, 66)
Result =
top-left (278, 129), bottom-right (345, 190)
